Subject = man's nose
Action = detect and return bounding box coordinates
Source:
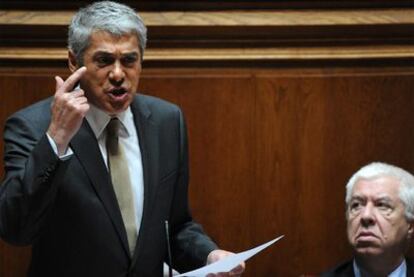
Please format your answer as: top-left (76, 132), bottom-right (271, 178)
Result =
top-left (109, 61), bottom-right (125, 86)
top-left (360, 203), bottom-right (376, 227)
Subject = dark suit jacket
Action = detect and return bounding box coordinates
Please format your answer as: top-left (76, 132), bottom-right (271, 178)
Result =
top-left (0, 94), bottom-right (217, 277)
top-left (321, 258), bottom-right (414, 277)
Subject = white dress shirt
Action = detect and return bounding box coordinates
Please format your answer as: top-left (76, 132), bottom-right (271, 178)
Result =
top-left (47, 104), bottom-right (144, 236)
top-left (353, 258), bottom-right (407, 277)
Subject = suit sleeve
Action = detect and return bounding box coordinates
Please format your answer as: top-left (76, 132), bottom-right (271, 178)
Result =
top-left (0, 113), bottom-right (70, 245)
top-left (169, 109), bottom-right (218, 272)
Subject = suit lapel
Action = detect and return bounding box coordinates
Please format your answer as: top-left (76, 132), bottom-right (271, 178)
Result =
top-left (406, 258), bottom-right (413, 276)
top-left (70, 119), bottom-right (130, 257)
top-left (130, 96), bottom-right (162, 266)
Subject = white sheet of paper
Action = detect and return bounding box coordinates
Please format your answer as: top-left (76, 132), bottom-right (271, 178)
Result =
top-left (175, 235), bottom-right (284, 277)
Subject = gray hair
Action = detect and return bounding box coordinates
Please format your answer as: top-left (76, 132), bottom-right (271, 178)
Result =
top-left (68, 1), bottom-right (147, 64)
top-left (345, 162), bottom-right (414, 221)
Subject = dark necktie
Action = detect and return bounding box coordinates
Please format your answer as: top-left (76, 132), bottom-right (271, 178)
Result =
top-left (106, 118), bottom-right (137, 256)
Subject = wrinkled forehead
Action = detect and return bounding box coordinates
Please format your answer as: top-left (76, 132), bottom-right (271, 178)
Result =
top-left (89, 30), bottom-right (139, 44)
top-left (86, 31), bottom-right (140, 53)
top-left (351, 175), bottom-right (401, 200)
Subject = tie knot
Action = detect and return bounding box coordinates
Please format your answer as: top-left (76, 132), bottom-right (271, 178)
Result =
top-left (107, 118), bottom-right (121, 138)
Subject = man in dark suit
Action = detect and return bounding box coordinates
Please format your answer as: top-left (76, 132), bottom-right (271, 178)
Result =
top-left (0, 1), bottom-right (244, 276)
top-left (322, 162), bottom-right (414, 277)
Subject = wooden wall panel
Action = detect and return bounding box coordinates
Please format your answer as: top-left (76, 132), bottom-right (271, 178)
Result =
top-left (144, 67), bottom-right (414, 275)
top-left (253, 71), bottom-right (414, 275)
top-left (1, 65), bottom-right (414, 276)
top-left (1, 4), bottom-right (414, 277)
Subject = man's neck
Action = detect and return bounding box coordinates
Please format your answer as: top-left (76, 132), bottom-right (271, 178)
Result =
top-left (355, 255), bottom-right (404, 277)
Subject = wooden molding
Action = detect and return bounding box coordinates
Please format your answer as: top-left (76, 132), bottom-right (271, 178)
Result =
top-left (1, 9), bottom-right (413, 26)
top-left (1, 9), bottom-right (413, 42)
top-left (1, 1), bottom-right (413, 10)
top-left (1, 45), bottom-right (413, 62)
top-left (0, 9), bottom-right (413, 64)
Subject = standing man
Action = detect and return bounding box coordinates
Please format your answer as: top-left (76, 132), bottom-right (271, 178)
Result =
top-left (322, 162), bottom-right (414, 276)
top-left (0, 1), bottom-right (244, 276)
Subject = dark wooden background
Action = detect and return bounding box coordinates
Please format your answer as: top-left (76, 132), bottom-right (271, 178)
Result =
top-left (1, 1), bottom-right (414, 276)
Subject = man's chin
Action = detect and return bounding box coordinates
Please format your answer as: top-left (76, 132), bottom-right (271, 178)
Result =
top-left (354, 245), bottom-right (383, 257)
top-left (105, 100), bottom-right (133, 115)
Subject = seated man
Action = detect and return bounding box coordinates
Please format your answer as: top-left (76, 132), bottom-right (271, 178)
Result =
top-left (322, 162), bottom-right (414, 276)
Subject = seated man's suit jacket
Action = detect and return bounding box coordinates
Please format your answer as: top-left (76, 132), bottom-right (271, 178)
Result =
top-left (0, 94), bottom-right (217, 277)
top-left (321, 258), bottom-right (414, 277)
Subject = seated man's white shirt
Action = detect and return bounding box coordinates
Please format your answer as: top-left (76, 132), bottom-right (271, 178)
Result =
top-left (353, 259), bottom-right (407, 277)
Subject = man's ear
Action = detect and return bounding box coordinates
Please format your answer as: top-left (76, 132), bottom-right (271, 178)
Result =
top-left (408, 222), bottom-right (414, 239)
top-left (68, 50), bottom-right (79, 73)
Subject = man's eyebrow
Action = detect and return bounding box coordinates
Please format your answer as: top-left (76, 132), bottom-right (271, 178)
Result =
top-left (349, 195), bottom-right (365, 201)
top-left (121, 52), bottom-right (139, 57)
top-left (374, 196), bottom-right (393, 203)
top-left (92, 51), bottom-right (113, 57)
top-left (91, 51), bottom-right (139, 56)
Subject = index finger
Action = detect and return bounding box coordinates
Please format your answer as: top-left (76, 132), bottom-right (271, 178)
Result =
top-left (60, 66), bottom-right (87, 93)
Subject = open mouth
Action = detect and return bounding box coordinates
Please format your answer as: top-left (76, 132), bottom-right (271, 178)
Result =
top-left (109, 88), bottom-right (127, 97)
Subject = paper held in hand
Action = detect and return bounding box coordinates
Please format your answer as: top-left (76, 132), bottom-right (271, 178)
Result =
top-left (175, 235), bottom-right (284, 277)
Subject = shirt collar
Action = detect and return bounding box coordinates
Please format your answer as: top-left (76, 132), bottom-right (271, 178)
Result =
top-left (353, 258), bottom-right (407, 277)
top-left (85, 104), bottom-right (133, 139)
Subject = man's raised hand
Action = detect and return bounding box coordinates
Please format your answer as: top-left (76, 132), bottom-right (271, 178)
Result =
top-left (47, 67), bottom-right (89, 155)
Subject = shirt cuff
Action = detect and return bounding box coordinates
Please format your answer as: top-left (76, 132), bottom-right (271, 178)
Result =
top-left (46, 133), bottom-right (73, 160)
